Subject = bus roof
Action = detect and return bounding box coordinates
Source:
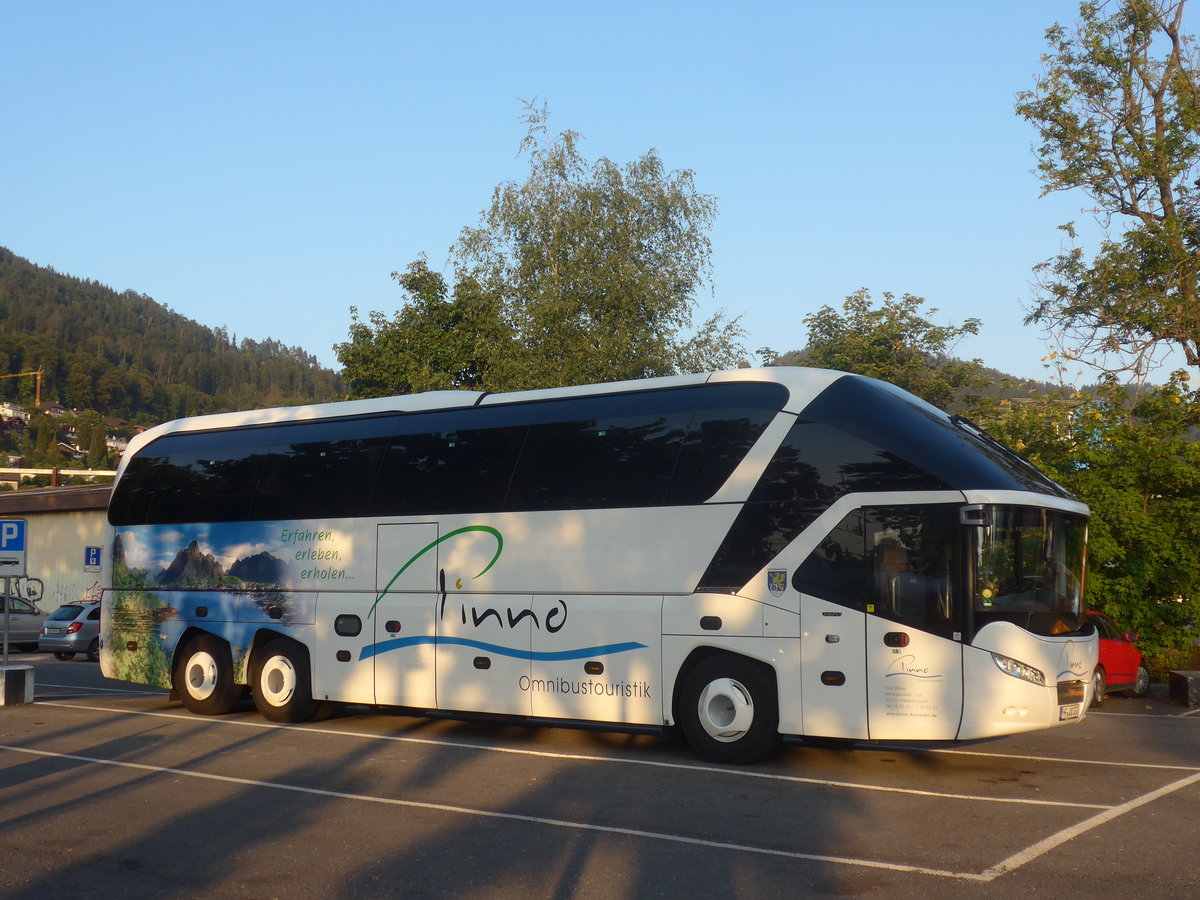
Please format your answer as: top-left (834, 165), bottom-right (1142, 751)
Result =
top-left (123, 367), bottom-right (848, 454)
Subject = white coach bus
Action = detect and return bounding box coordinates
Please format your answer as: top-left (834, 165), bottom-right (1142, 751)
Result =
top-left (101, 368), bottom-right (1097, 763)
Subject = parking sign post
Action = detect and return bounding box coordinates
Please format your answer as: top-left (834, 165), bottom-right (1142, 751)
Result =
top-left (0, 519), bottom-right (32, 706)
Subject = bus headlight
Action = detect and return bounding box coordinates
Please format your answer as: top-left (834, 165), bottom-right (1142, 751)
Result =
top-left (991, 652), bottom-right (1046, 686)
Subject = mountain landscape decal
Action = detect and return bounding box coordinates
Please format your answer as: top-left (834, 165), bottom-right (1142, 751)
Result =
top-left (229, 551), bottom-right (288, 585)
top-left (148, 540), bottom-right (290, 589)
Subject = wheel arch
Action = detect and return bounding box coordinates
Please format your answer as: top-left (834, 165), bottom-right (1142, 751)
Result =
top-left (173, 626), bottom-right (262, 687)
top-left (172, 626), bottom-right (221, 672)
top-left (171, 629), bottom-right (242, 715)
top-left (249, 629), bottom-right (312, 667)
top-left (670, 645), bottom-right (780, 726)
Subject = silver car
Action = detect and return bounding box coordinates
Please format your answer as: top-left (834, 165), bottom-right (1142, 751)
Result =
top-left (38, 601), bottom-right (101, 661)
top-left (0, 595), bottom-right (47, 652)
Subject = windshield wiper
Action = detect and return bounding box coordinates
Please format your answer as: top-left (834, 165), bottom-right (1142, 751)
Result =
top-left (949, 414), bottom-right (1049, 480)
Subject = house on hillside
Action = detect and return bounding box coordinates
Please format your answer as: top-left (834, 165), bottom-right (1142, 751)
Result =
top-left (0, 402), bottom-right (26, 423)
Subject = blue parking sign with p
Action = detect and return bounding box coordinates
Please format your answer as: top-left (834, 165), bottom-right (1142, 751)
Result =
top-left (1, 521), bottom-right (25, 551)
top-left (0, 519), bottom-right (26, 576)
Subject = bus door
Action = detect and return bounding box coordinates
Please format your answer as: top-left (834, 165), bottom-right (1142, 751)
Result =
top-left (865, 613), bottom-right (963, 740)
top-left (794, 504), bottom-right (965, 740)
top-left (862, 507), bottom-right (964, 740)
top-left (529, 594), bottom-right (662, 726)
top-left (372, 524), bottom-right (439, 709)
top-left (799, 594), bottom-right (870, 739)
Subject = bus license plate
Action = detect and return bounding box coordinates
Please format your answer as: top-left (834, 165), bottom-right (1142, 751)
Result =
top-left (1059, 703), bottom-right (1081, 721)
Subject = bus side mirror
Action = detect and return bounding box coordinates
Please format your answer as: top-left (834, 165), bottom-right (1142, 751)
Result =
top-left (960, 505), bottom-right (990, 526)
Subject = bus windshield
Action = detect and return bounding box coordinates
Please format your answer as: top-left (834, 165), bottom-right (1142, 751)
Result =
top-left (972, 506), bottom-right (1087, 635)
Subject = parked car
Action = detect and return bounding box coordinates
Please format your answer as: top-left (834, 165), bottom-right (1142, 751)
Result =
top-left (0, 594), bottom-right (47, 652)
top-left (1088, 609), bottom-right (1150, 707)
top-left (38, 601), bottom-right (101, 661)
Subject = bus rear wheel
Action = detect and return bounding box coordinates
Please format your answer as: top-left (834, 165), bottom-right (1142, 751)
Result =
top-left (679, 654), bottom-right (780, 764)
top-left (175, 635), bottom-right (240, 716)
top-left (252, 638), bottom-right (318, 723)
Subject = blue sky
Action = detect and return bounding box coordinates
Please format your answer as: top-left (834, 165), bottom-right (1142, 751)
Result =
top-left (3, 1), bottom-right (1100, 383)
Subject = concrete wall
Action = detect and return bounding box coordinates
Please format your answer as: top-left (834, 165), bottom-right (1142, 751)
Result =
top-left (0, 485), bottom-right (110, 615)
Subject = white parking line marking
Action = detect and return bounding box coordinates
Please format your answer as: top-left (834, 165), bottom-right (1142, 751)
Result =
top-left (12, 701), bottom-right (1200, 883)
top-left (1090, 709), bottom-right (1200, 719)
top-left (34, 701), bottom-right (1111, 810)
top-left (0, 742), bottom-right (990, 882)
top-left (37, 682), bottom-right (162, 695)
top-left (915, 745), bottom-right (1200, 772)
top-left (982, 770), bottom-right (1200, 879)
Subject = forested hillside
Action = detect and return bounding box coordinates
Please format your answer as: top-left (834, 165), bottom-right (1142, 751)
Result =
top-left (0, 248), bottom-right (342, 423)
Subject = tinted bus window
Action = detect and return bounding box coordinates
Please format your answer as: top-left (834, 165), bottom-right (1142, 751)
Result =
top-left (133, 428), bottom-right (279, 524)
top-left (801, 377), bottom-right (1073, 498)
top-left (506, 412), bottom-right (690, 510)
top-left (794, 505), bottom-right (960, 638)
top-left (793, 508), bottom-right (869, 608)
top-left (110, 381), bottom-right (790, 525)
top-left (254, 434), bottom-right (388, 521)
top-left (667, 406), bottom-right (781, 503)
top-left (369, 424), bottom-right (527, 516)
top-left (697, 417), bottom-right (947, 591)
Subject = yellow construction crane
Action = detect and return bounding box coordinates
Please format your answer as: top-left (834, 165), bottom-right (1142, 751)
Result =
top-left (0, 369), bottom-right (44, 408)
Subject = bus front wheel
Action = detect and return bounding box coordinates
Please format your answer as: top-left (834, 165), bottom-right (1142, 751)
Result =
top-left (175, 635), bottom-right (240, 716)
top-left (252, 638), bottom-right (318, 723)
top-left (679, 654), bottom-right (780, 764)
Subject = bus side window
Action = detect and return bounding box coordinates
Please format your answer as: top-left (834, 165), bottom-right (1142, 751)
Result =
top-left (865, 506), bottom-right (958, 637)
top-left (793, 509), bottom-right (869, 611)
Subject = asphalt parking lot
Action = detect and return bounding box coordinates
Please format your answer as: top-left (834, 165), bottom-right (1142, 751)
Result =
top-left (1, 652), bottom-right (1197, 899)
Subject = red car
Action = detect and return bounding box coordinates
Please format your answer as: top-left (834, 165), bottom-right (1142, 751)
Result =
top-left (1088, 610), bottom-right (1150, 706)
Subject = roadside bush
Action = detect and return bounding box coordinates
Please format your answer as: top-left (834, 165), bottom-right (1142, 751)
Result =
top-left (1144, 646), bottom-right (1200, 683)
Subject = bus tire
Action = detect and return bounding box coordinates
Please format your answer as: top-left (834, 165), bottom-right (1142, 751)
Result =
top-left (175, 634), bottom-right (240, 716)
top-left (679, 654), bottom-right (781, 764)
top-left (252, 638), bottom-right (318, 723)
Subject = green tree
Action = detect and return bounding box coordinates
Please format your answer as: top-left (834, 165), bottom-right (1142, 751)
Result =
top-left (75, 410), bottom-right (109, 468)
top-left (1016, 0), bottom-right (1200, 377)
top-left (336, 259), bottom-right (506, 398)
top-left (339, 103), bottom-right (746, 397)
top-left (18, 412), bottom-right (59, 466)
top-left (978, 375), bottom-right (1200, 657)
top-left (66, 361), bottom-right (95, 409)
top-left (776, 289), bottom-right (988, 409)
top-left (450, 101), bottom-right (744, 391)
top-left (1077, 377), bottom-right (1200, 654)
